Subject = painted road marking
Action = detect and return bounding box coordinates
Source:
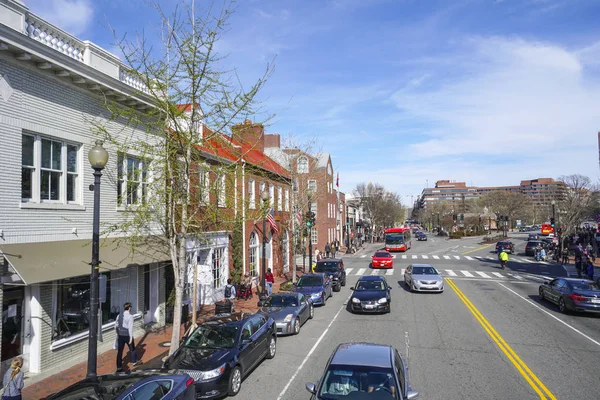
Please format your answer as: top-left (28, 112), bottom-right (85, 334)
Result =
top-left (508, 273), bottom-right (524, 280)
top-left (491, 272), bottom-right (505, 278)
top-left (412, 255), bottom-right (418, 259)
top-left (498, 282), bottom-right (600, 348)
top-left (443, 255), bottom-right (451, 260)
top-left (445, 269), bottom-right (458, 276)
top-left (465, 256), bottom-right (474, 261)
top-left (422, 255), bottom-right (429, 259)
top-left (401, 268), bottom-right (405, 275)
top-left (460, 270), bottom-right (474, 277)
top-left (356, 268), bottom-right (366, 276)
top-left (432, 255), bottom-right (440, 259)
top-left (371, 269), bottom-right (380, 275)
top-left (392, 255), bottom-right (397, 259)
top-left (277, 294), bottom-right (351, 400)
top-left (487, 256), bottom-right (495, 260)
top-left (475, 271), bottom-right (491, 278)
top-left (453, 256), bottom-right (461, 260)
top-left (360, 255), bottom-right (367, 258)
top-left (402, 255), bottom-right (407, 259)
top-left (446, 279), bottom-right (556, 400)
top-left (463, 243), bottom-right (494, 254)
top-left (344, 268), bottom-right (354, 275)
top-left (386, 269), bottom-right (394, 276)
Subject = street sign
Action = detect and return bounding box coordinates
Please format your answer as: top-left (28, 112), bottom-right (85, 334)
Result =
top-left (516, 220), bottom-right (521, 227)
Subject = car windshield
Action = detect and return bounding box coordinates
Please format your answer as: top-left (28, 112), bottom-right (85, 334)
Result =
top-left (412, 266), bottom-right (437, 275)
top-left (184, 323), bottom-right (239, 349)
top-left (264, 295), bottom-right (298, 307)
top-left (315, 262), bottom-right (340, 272)
top-left (498, 242), bottom-right (510, 246)
top-left (319, 365), bottom-right (396, 399)
top-left (571, 282), bottom-right (600, 291)
top-left (297, 276), bottom-right (323, 287)
top-left (527, 241), bottom-right (542, 246)
top-left (374, 252), bottom-right (391, 258)
top-left (355, 280), bottom-right (385, 291)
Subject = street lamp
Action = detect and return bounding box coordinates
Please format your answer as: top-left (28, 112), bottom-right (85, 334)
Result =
top-left (260, 190), bottom-right (270, 298)
top-left (87, 140), bottom-right (109, 379)
top-left (307, 191), bottom-right (314, 271)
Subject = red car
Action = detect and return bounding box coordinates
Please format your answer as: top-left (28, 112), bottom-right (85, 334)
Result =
top-left (371, 251), bottom-right (394, 269)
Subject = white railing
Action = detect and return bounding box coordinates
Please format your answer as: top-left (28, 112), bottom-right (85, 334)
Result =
top-left (25, 13), bottom-right (85, 63)
top-left (119, 69), bottom-right (151, 94)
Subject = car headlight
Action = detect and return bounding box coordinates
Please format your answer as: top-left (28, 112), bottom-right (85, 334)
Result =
top-left (377, 298), bottom-right (388, 304)
top-left (283, 314), bottom-right (293, 323)
top-left (201, 364), bottom-right (226, 381)
top-left (352, 297), bottom-right (360, 304)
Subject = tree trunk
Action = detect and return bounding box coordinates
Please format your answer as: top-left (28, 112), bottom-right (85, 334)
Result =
top-left (169, 241), bottom-right (188, 355)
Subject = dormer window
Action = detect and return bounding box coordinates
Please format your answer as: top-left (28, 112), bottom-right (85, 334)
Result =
top-left (297, 156), bottom-right (308, 174)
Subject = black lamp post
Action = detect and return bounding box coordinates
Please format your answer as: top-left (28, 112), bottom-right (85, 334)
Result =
top-left (87, 140), bottom-right (109, 379)
top-left (260, 189), bottom-right (270, 297)
top-left (307, 191), bottom-right (313, 270)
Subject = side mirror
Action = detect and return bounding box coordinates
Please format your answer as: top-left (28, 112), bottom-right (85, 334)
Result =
top-left (407, 390), bottom-right (419, 399)
top-left (242, 338), bottom-right (252, 346)
top-left (350, 287), bottom-right (355, 291)
top-left (305, 382), bottom-right (317, 394)
top-left (388, 287), bottom-right (392, 291)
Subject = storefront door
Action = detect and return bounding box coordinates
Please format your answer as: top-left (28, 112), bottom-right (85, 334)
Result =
top-left (2, 287), bottom-right (25, 371)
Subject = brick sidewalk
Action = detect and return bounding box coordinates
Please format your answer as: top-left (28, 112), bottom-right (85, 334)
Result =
top-left (24, 274), bottom-right (297, 399)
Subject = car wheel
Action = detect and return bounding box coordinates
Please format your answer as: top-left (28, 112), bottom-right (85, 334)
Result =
top-left (309, 304), bottom-right (314, 319)
top-left (341, 278), bottom-right (346, 287)
top-left (539, 287), bottom-right (545, 300)
top-left (412, 283), bottom-right (417, 292)
top-left (228, 366), bottom-right (242, 396)
top-left (558, 297), bottom-right (569, 314)
top-left (333, 284), bottom-right (341, 292)
top-left (266, 335), bottom-right (277, 359)
top-left (294, 318), bottom-right (301, 335)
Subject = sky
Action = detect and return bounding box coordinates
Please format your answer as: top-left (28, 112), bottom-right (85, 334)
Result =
top-left (23, 0), bottom-right (600, 205)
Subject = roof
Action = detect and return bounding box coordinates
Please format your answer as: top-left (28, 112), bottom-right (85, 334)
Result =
top-left (207, 312), bottom-right (254, 325)
top-left (357, 275), bottom-right (386, 281)
top-left (314, 152), bottom-right (330, 168)
top-left (330, 343), bottom-right (393, 368)
top-left (408, 264), bottom-right (433, 268)
top-left (316, 258), bottom-right (343, 263)
top-left (264, 147), bottom-right (291, 168)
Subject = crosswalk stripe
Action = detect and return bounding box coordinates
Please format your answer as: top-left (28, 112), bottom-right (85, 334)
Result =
top-left (491, 272), bottom-right (505, 278)
top-left (453, 256), bottom-right (460, 260)
top-left (422, 255), bottom-right (429, 259)
top-left (356, 268), bottom-right (366, 276)
top-left (465, 256), bottom-right (474, 261)
top-left (445, 269), bottom-right (457, 276)
top-left (401, 268), bottom-right (405, 275)
top-left (443, 256), bottom-right (450, 260)
top-left (519, 258), bottom-right (533, 263)
top-left (386, 269), bottom-right (394, 276)
top-left (461, 270), bottom-right (474, 277)
top-left (392, 255), bottom-right (396, 259)
top-left (402, 255), bottom-right (407, 259)
top-left (475, 271), bottom-right (491, 278)
top-left (371, 269), bottom-right (380, 275)
top-left (508, 273), bottom-right (523, 280)
top-left (360, 255), bottom-right (367, 258)
top-left (345, 268), bottom-right (354, 275)
top-left (411, 255), bottom-right (418, 259)
top-left (474, 256), bottom-right (482, 259)
top-left (487, 256), bottom-right (495, 260)
top-left (432, 255), bottom-right (440, 259)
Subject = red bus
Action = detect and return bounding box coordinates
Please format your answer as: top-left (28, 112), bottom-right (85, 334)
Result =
top-left (541, 223), bottom-right (554, 236)
top-left (385, 227), bottom-right (412, 252)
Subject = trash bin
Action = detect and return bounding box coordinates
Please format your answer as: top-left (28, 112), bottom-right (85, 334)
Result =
top-left (215, 300), bottom-right (233, 315)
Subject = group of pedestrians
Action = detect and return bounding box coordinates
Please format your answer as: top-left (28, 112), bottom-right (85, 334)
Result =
top-left (573, 243), bottom-right (596, 281)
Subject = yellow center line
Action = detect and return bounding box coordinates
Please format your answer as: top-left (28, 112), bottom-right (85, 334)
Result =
top-left (462, 244), bottom-right (494, 255)
top-left (445, 278), bottom-right (556, 400)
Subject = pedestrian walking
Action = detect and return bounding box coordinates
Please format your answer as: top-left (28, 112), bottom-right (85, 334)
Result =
top-left (265, 268), bottom-right (274, 296)
top-left (2, 357), bottom-right (23, 400)
top-left (325, 242), bottom-right (331, 258)
top-left (331, 243), bottom-right (337, 258)
top-left (224, 278), bottom-right (236, 312)
top-left (575, 255), bottom-right (583, 278)
top-left (115, 302), bottom-right (139, 372)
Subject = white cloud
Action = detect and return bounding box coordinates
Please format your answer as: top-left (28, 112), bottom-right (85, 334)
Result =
top-left (25, 0), bottom-right (94, 36)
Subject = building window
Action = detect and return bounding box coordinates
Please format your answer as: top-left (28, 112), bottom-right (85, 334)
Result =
top-left (218, 174), bottom-right (226, 207)
top-left (212, 247), bottom-right (226, 289)
top-left (284, 189), bottom-right (290, 212)
top-left (308, 180), bottom-right (317, 193)
top-left (269, 184), bottom-right (275, 207)
top-left (198, 167), bottom-right (210, 204)
top-left (297, 156), bottom-right (308, 174)
top-left (259, 182), bottom-right (266, 201)
top-left (21, 134), bottom-right (81, 203)
top-left (52, 267), bottom-right (138, 341)
top-left (117, 154), bottom-right (148, 206)
top-left (277, 186), bottom-right (283, 211)
top-left (311, 226), bottom-right (318, 245)
top-left (249, 232), bottom-right (259, 277)
top-left (248, 179), bottom-right (256, 209)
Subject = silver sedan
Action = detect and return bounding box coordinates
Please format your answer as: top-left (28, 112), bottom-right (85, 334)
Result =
top-left (404, 264), bottom-right (444, 293)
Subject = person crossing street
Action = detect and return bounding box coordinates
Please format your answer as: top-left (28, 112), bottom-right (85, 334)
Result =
top-left (499, 249), bottom-right (509, 269)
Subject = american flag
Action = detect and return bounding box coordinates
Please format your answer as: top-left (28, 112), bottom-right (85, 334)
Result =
top-left (267, 208), bottom-right (279, 233)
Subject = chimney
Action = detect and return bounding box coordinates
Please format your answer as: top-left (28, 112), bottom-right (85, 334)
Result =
top-left (231, 120), bottom-right (265, 153)
top-left (264, 134), bottom-right (280, 148)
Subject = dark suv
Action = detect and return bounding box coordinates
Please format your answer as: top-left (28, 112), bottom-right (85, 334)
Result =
top-left (525, 240), bottom-right (547, 256)
top-left (495, 241), bottom-right (514, 254)
top-left (314, 259), bottom-right (346, 292)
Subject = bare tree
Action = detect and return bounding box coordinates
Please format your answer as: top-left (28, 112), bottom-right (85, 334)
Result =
top-left (477, 191), bottom-right (530, 227)
top-left (353, 182), bottom-right (404, 229)
top-left (557, 174), bottom-right (598, 235)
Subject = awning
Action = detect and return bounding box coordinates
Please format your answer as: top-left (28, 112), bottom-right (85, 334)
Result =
top-left (0, 237), bottom-right (170, 285)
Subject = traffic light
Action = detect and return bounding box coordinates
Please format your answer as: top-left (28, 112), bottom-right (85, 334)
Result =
top-left (305, 211), bottom-right (316, 227)
top-left (550, 217), bottom-right (555, 227)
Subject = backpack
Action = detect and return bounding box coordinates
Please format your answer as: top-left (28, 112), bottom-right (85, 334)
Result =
top-left (224, 285), bottom-right (232, 298)
top-left (116, 312), bottom-right (129, 336)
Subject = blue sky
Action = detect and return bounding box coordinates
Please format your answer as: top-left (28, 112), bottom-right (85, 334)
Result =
top-left (25, 0), bottom-right (600, 204)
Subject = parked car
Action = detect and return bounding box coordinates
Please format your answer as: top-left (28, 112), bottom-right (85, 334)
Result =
top-left (313, 259), bottom-right (346, 291)
top-left (258, 292), bottom-right (314, 336)
top-left (305, 342), bottom-right (419, 400)
top-left (495, 241), bottom-right (514, 254)
top-left (416, 232), bottom-right (427, 241)
top-left (371, 251), bottom-right (394, 269)
top-left (43, 371), bottom-right (196, 400)
top-left (293, 273), bottom-right (333, 306)
top-left (349, 276), bottom-right (392, 313)
top-left (539, 278), bottom-right (600, 314)
top-left (404, 264), bottom-right (444, 293)
top-left (162, 312), bottom-right (276, 398)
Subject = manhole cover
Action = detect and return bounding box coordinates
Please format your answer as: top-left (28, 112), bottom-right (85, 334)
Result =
top-left (159, 341), bottom-right (171, 348)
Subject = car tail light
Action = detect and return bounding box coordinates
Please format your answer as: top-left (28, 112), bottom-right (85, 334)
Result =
top-left (570, 294), bottom-right (586, 302)
top-left (186, 377), bottom-right (195, 387)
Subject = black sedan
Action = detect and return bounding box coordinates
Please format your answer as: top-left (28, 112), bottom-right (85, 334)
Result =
top-left (258, 293), bottom-right (314, 336)
top-left (306, 342), bottom-right (419, 400)
top-left (539, 278), bottom-right (600, 314)
top-left (495, 240), bottom-right (514, 254)
top-left (314, 259), bottom-right (347, 291)
top-left (162, 312), bottom-right (277, 398)
top-left (416, 232), bottom-right (427, 241)
top-left (349, 276), bottom-right (392, 313)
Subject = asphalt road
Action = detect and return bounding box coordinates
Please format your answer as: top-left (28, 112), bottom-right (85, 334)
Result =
top-left (237, 233), bottom-right (600, 400)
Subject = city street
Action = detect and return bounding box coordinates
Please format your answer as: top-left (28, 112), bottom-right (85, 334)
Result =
top-left (238, 234), bottom-right (600, 400)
